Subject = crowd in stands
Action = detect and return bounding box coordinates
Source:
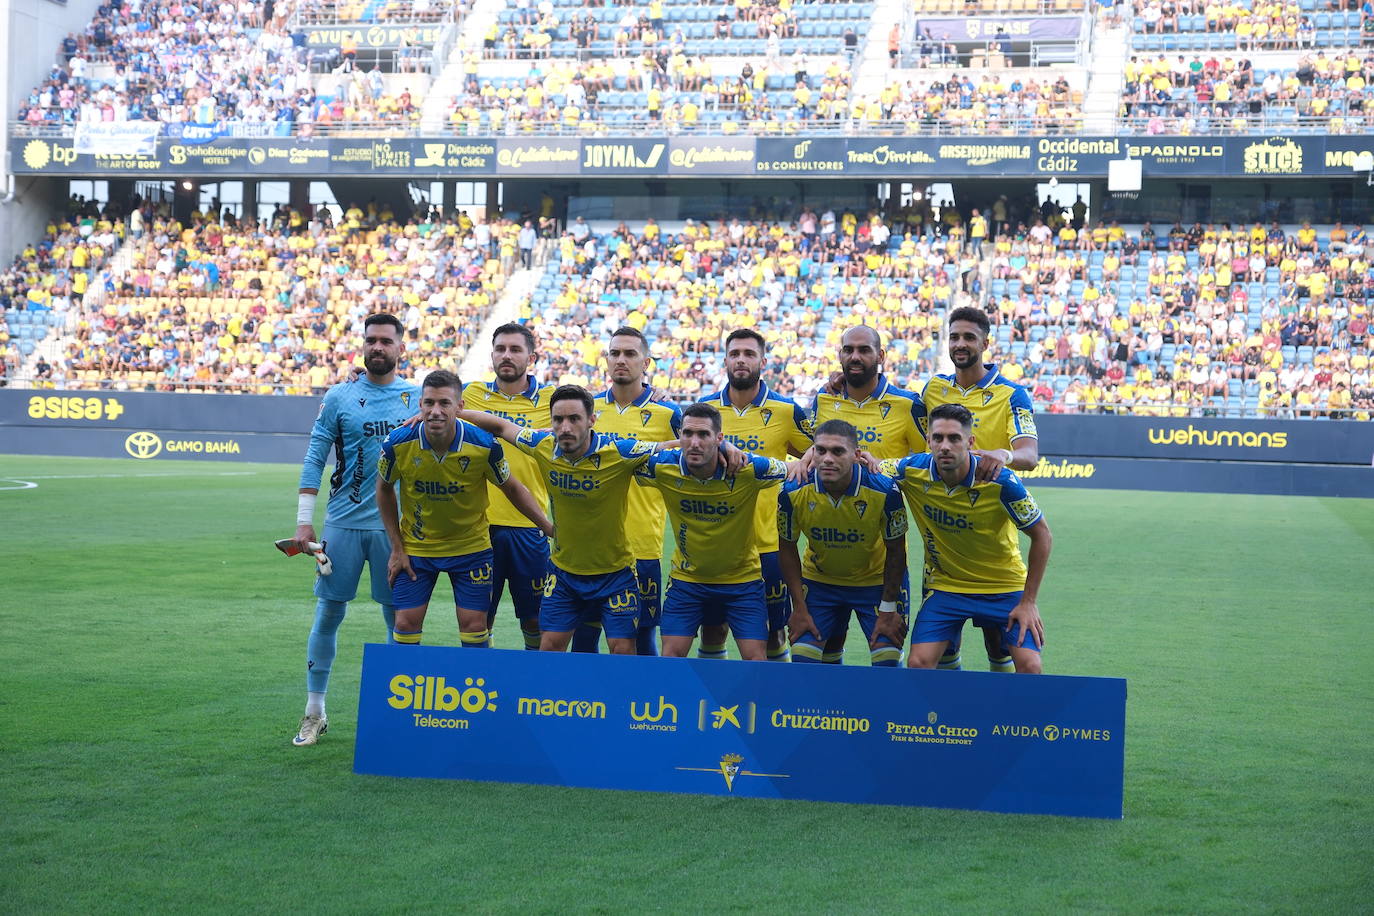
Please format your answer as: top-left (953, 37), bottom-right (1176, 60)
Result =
top-left (1121, 50), bottom-right (1374, 132)
top-left (877, 71), bottom-right (1083, 133)
top-left (0, 197), bottom-right (125, 385)
top-left (47, 202), bottom-right (517, 394)
top-left (446, 55), bottom-right (852, 132)
top-left (508, 208), bottom-right (1372, 418)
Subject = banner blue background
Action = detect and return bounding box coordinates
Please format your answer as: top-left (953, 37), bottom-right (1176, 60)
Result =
top-left (354, 644), bottom-right (1127, 818)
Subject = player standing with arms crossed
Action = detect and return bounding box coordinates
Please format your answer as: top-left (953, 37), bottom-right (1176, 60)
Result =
top-left (461, 324), bottom-right (557, 651)
top-left (919, 306), bottom-right (1040, 672)
top-left (696, 329), bottom-right (814, 661)
top-left (571, 327), bottom-right (682, 656)
top-left (290, 314), bottom-right (419, 747)
top-left (778, 420), bottom-right (909, 666)
top-left (884, 404), bottom-right (1051, 674)
top-left (634, 403), bottom-right (788, 661)
top-left (377, 370), bottom-right (553, 648)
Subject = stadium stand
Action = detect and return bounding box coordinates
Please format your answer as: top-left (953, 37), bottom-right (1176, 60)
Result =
top-left (485, 0), bottom-right (869, 61)
top-left (1119, 49), bottom-right (1374, 133)
top-left (872, 70), bottom-right (1085, 133)
top-left (1128, 0), bottom-right (1367, 51)
top-left (46, 203), bottom-right (516, 393)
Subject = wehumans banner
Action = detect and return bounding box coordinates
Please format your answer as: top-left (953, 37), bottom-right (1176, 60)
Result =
top-left (355, 644), bottom-right (1127, 818)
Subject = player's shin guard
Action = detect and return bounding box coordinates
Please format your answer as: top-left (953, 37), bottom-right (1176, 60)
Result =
top-left (821, 651), bottom-right (845, 664)
top-left (870, 644), bottom-right (901, 667)
top-left (521, 622), bottom-right (541, 650)
top-left (988, 654), bottom-right (1015, 673)
top-left (697, 642), bottom-right (728, 660)
top-left (393, 629), bottom-right (423, 645)
top-left (380, 604), bottom-right (396, 643)
top-left (306, 598), bottom-right (349, 693)
top-left (791, 641), bottom-right (823, 663)
top-left (460, 629), bottom-right (491, 648)
top-left (571, 621), bottom-right (602, 653)
top-left (635, 626), bottom-right (660, 657)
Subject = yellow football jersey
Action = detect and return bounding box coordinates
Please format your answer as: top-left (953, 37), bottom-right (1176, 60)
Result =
top-left (462, 378), bottom-right (555, 528)
top-left (919, 365), bottom-right (1037, 454)
top-left (378, 420), bottom-right (510, 557)
top-left (881, 453), bottom-right (1044, 594)
top-left (634, 452), bottom-right (787, 584)
top-left (593, 386), bottom-right (682, 561)
top-left (777, 467), bottom-right (907, 587)
top-left (812, 374), bottom-right (926, 460)
top-left (512, 429), bottom-right (657, 576)
top-left (700, 383), bottom-right (814, 553)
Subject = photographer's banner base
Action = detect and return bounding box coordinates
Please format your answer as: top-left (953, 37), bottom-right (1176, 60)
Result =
top-left (354, 644), bottom-right (1126, 819)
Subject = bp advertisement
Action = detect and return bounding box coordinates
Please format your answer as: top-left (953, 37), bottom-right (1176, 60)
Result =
top-left (354, 643), bottom-right (1128, 818)
top-left (10, 134), bottom-right (1374, 179)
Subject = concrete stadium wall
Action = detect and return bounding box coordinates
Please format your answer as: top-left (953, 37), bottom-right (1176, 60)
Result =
top-left (1, 0), bottom-right (105, 264)
top-left (2, 391), bottom-right (1371, 497)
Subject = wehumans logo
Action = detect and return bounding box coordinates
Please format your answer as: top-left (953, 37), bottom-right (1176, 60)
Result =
top-left (517, 697), bottom-right (606, 718)
top-left (629, 696), bottom-right (679, 731)
top-left (125, 431), bottom-right (163, 459)
top-left (1147, 425), bottom-right (1288, 449)
top-left (1243, 138), bottom-right (1303, 174)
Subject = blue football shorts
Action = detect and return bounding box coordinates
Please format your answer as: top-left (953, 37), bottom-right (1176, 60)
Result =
top-left (912, 589), bottom-right (1039, 653)
top-left (489, 525), bottom-right (550, 621)
top-left (540, 565), bottom-right (640, 639)
top-left (661, 578), bottom-right (768, 642)
top-left (794, 580), bottom-right (902, 649)
top-left (760, 550), bottom-right (792, 632)
top-left (314, 525), bottom-right (393, 604)
top-left (635, 558), bottom-right (663, 627)
top-left (391, 549), bottom-right (495, 613)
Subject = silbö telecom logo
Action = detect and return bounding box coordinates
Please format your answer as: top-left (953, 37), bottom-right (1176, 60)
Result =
top-left (388, 674), bottom-right (499, 729)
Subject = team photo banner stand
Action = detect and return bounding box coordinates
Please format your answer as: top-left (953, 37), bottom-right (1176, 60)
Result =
top-left (354, 644), bottom-right (1126, 819)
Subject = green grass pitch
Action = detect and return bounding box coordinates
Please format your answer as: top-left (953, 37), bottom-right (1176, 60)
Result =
top-left (2, 455), bottom-right (1371, 913)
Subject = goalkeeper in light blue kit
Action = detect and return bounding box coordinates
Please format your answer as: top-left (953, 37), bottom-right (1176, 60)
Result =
top-left (290, 314), bottom-right (420, 747)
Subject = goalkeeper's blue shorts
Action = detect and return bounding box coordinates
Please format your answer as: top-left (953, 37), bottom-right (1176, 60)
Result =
top-left (314, 526), bottom-right (392, 604)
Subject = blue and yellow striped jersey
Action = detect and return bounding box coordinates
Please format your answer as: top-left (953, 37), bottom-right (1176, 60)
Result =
top-left (512, 429), bottom-right (657, 576)
top-left (594, 386), bottom-right (682, 561)
top-left (378, 420), bottom-right (510, 558)
top-left (812, 374), bottom-right (926, 460)
top-left (881, 453), bottom-right (1044, 594)
top-left (777, 468), bottom-right (907, 587)
top-left (634, 452), bottom-right (787, 584)
top-left (918, 365), bottom-right (1037, 454)
top-left (462, 378), bottom-right (556, 529)
top-left (699, 383), bottom-right (814, 553)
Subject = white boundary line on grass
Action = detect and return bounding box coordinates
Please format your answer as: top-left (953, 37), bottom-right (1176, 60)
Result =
top-left (0, 471), bottom-right (260, 490)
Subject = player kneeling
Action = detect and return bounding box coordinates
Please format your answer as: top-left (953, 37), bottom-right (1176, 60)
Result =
top-left (778, 420), bottom-right (909, 666)
top-left (377, 371), bottom-right (553, 648)
top-left (884, 404), bottom-right (1051, 673)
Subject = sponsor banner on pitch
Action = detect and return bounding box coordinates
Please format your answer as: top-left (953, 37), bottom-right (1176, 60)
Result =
top-left (1035, 415), bottom-right (1374, 465)
top-left (354, 644), bottom-right (1127, 818)
top-left (0, 390), bottom-right (320, 433)
top-left (0, 426), bottom-right (308, 463)
top-left (1020, 457), bottom-right (1374, 498)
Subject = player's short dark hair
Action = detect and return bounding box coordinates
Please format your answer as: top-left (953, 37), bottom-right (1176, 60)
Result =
top-left (842, 325), bottom-right (883, 348)
top-left (363, 313), bottom-right (404, 336)
top-left (682, 401), bottom-right (723, 433)
top-left (423, 369), bottom-right (463, 393)
top-left (725, 328), bottom-right (767, 352)
top-left (814, 419), bottom-right (859, 449)
top-left (929, 403), bottom-right (974, 431)
top-left (491, 322), bottom-right (536, 352)
top-left (609, 326), bottom-right (649, 352)
top-left (550, 384), bottom-right (595, 417)
top-left (948, 306), bottom-right (991, 337)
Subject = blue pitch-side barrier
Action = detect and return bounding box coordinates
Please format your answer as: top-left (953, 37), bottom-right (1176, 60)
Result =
top-left (354, 644), bottom-right (1127, 819)
top-left (1, 390), bottom-right (1370, 496)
